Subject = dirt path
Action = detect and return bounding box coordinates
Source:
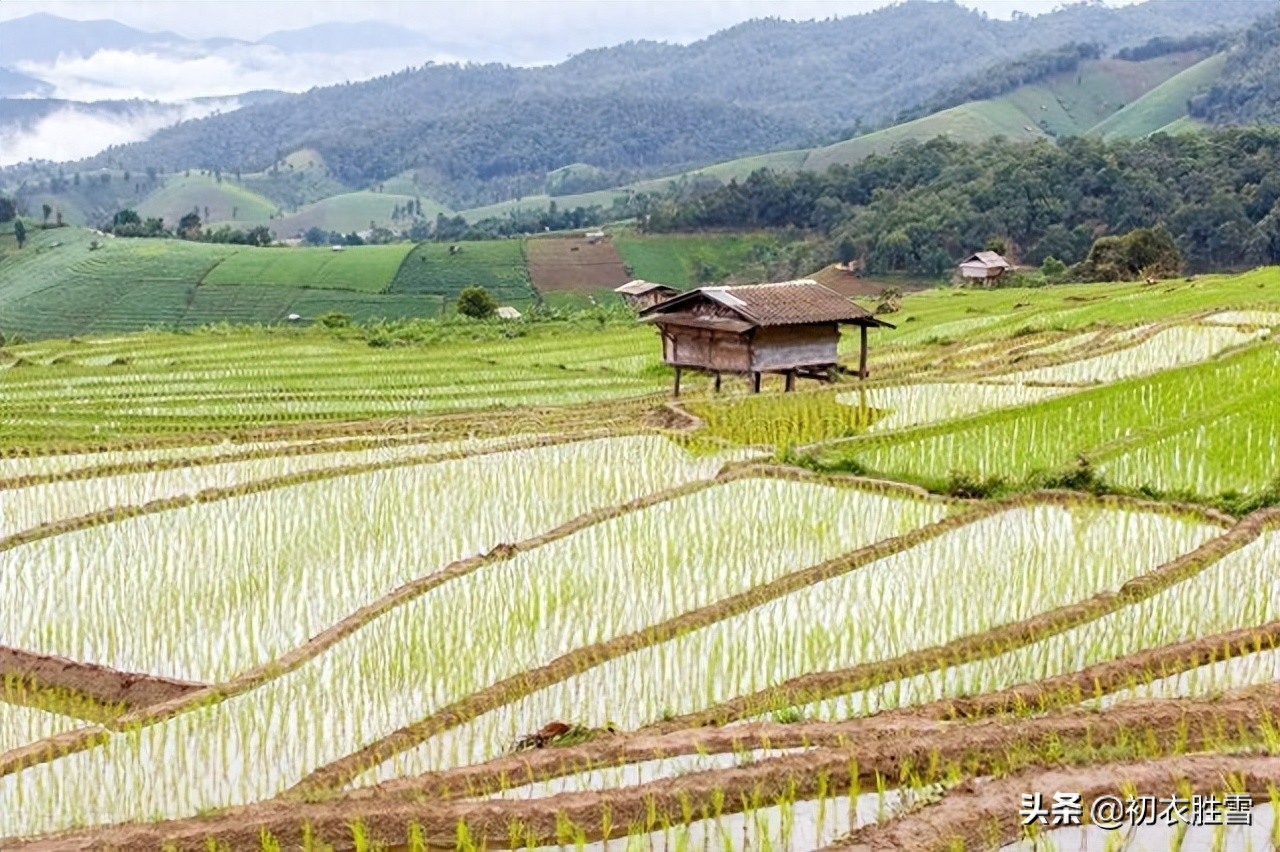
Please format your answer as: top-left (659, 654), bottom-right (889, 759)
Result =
top-left (10, 687), bottom-right (1280, 851)
top-left (833, 753), bottom-right (1280, 851)
top-left (0, 647), bottom-right (201, 721)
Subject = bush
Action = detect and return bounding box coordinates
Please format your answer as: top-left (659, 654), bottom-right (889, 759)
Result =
top-left (455, 286), bottom-right (498, 319)
top-left (316, 311), bottom-right (352, 329)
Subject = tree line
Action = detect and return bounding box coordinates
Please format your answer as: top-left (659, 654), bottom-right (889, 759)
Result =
top-left (635, 128), bottom-right (1280, 276)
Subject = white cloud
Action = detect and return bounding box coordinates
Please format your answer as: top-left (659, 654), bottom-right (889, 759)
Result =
top-left (14, 44), bottom-right (444, 103)
top-left (0, 101), bottom-right (228, 166)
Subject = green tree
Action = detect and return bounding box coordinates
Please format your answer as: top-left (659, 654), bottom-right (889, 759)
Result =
top-left (1040, 255), bottom-right (1067, 280)
top-left (0, 197), bottom-right (14, 224)
top-left (836, 236), bottom-right (857, 265)
top-left (456, 286), bottom-right (498, 319)
top-left (178, 211), bottom-right (202, 239)
top-left (113, 209), bottom-right (142, 228)
top-left (13, 219), bottom-right (25, 249)
top-left (245, 226), bottom-right (273, 247)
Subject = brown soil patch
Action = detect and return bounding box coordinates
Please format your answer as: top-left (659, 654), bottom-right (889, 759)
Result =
top-left (13, 688), bottom-right (1280, 851)
top-left (0, 646), bottom-right (201, 721)
top-left (524, 235), bottom-right (631, 293)
top-left (837, 753), bottom-right (1280, 851)
top-left (809, 265), bottom-right (931, 299)
top-left (638, 403), bottom-right (702, 432)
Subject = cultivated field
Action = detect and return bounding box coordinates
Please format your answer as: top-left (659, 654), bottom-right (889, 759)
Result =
top-left (0, 266), bottom-right (1279, 850)
top-left (524, 235), bottom-right (631, 293)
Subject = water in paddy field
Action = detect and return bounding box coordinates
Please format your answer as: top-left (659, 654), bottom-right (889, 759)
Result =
top-left (1001, 802), bottom-right (1276, 851)
top-left (526, 789), bottom-right (928, 851)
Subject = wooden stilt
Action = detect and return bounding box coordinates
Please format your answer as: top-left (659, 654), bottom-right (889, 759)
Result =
top-left (673, 367), bottom-right (682, 398)
top-left (751, 371), bottom-right (762, 393)
top-left (784, 371), bottom-right (795, 392)
top-left (859, 324), bottom-right (869, 380)
top-left (714, 372), bottom-right (722, 393)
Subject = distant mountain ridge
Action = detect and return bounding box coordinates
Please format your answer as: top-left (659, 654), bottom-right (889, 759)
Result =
top-left (35, 0), bottom-right (1268, 208)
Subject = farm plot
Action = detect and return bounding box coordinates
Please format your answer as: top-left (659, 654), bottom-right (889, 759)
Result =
top-left (359, 503), bottom-right (1218, 780)
top-left (523, 236), bottom-right (631, 293)
top-left (0, 436), bottom-right (734, 682)
top-left (0, 435), bottom-right (527, 539)
top-left (988, 324), bottom-right (1268, 386)
top-left (843, 345), bottom-right (1280, 492)
top-left (1099, 392), bottom-right (1280, 495)
top-left (386, 241), bottom-right (534, 305)
top-left (0, 476), bottom-right (942, 835)
top-left (839, 383), bottom-right (1069, 433)
top-left (0, 326), bottom-right (661, 447)
top-left (200, 244), bottom-right (413, 292)
top-left (792, 530), bottom-right (1280, 721)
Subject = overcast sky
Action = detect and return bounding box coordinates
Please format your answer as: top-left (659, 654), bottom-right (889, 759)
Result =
top-left (0, 1), bottom-right (1143, 49)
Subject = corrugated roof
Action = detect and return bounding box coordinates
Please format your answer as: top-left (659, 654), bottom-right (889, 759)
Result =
top-left (639, 314), bottom-right (754, 333)
top-left (962, 251), bottom-right (1011, 268)
top-left (642, 280), bottom-right (883, 327)
top-left (615, 279), bottom-right (679, 296)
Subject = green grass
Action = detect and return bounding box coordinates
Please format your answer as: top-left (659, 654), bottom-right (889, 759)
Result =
top-left (686, 389), bottom-right (883, 449)
top-left (259, 191), bottom-right (453, 238)
top-left (136, 174), bottom-right (279, 226)
top-left (0, 228), bottom-right (452, 338)
top-left (0, 228), bottom-right (242, 340)
top-left (201, 244), bottom-right (414, 292)
top-left (813, 344), bottom-right (1280, 499)
top-left (1090, 53), bottom-right (1227, 140)
top-left (804, 100), bottom-right (1050, 172)
top-left (387, 241), bottom-right (534, 306)
top-left (613, 233), bottom-right (784, 288)
top-left (0, 322), bottom-right (663, 446)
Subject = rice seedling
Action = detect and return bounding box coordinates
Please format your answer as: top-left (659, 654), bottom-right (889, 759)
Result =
top-left (796, 531), bottom-right (1280, 721)
top-left (0, 435), bottom-right (523, 539)
top-left (991, 325), bottom-right (1268, 387)
top-left (0, 476), bottom-right (940, 837)
top-left (0, 700), bottom-right (86, 755)
top-left (364, 504), bottom-right (1217, 780)
top-left (838, 383), bottom-right (1068, 433)
top-left (1203, 310), bottom-right (1280, 327)
top-left (0, 436), bottom-right (735, 681)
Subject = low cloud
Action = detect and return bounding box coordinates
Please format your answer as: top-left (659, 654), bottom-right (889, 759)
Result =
top-left (14, 43), bottom-right (459, 103)
top-left (0, 101), bottom-right (230, 166)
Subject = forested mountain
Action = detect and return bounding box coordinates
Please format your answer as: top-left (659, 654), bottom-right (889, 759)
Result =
top-left (1189, 10), bottom-right (1280, 125)
top-left (62, 0), bottom-right (1272, 206)
top-left (637, 129), bottom-right (1280, 275)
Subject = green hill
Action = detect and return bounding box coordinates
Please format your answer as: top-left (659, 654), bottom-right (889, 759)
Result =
top-left (136, 174), bottom-right (279, 227)
top-left (804, 50), bottom-right (1210, 171)
top-left (457, 51), bottom-right (1220, 221)
top-left (0, 228), bottom-right (441, 340)
top-left (1089, 53), bottom-right (1227, 139)
top-left (228, 191), bottom-right (453, 238)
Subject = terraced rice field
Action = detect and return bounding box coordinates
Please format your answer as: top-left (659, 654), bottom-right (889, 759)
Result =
top-left (1, 268), bottom-right (1280, 851)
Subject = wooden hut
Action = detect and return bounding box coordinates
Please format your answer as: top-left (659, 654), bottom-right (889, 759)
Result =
top-left (958, 251), bottom-right (1011, 282)
top-left (615, 280), bottom-right (680, 310)
top-left (638, 279), bottom-right (893, 395)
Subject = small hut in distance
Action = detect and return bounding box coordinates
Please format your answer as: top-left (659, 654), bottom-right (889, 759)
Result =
top-left (958, 251), bottom-right (1011, 283)
top-left (615, 280), bottom-right (680, 310)
top-left (639, 279), bottom-right (893, 395)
